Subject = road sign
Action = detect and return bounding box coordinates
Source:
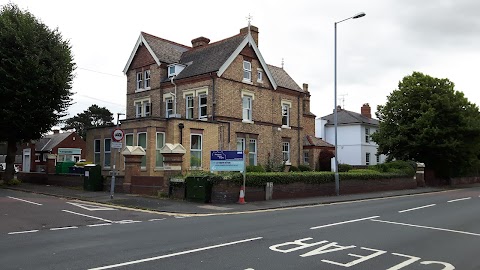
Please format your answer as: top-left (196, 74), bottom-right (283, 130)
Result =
top-left (112, 128), bottom-right (124, 142)
top-left (111, 141), bottom-right (122, 149)
top-left (210, 151), bottom-right (244, 172)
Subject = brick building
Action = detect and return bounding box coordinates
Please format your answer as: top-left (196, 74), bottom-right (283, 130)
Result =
top-left (87, 25), bottom-right (320, 176)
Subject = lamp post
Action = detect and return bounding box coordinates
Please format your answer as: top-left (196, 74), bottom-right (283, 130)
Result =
top-left (334, 12), bottom-right (365, 196)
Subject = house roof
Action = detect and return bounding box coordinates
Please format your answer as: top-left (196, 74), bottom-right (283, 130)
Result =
top-left (142, 32), bottom-right (190, 64)
top-left (321, 108), bottom-right (379, 126)
top-left (303, 135), bottom-right (334, 147)
top-left (267, 64), bottom-right (303, 92)
top-left (34, 132), bottom-right (73, 152)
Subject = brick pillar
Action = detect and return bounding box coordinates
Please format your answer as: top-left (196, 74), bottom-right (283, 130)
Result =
top-left (160, 143), bottom-right (187, 196)
top-left (122, 146), bottom-right (146, 194)
top-left (46, 154), bottom-right (56, 174)
top-left (416, 162), bottom-right (425, 187)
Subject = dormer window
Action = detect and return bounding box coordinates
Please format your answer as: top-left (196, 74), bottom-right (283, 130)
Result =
top-left (168, 64), bottom-right (186, 77)
top-left (243, 61), bottom-right (251, 82)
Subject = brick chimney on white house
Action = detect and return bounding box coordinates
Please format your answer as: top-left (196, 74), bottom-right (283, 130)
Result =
top-left (240, 25), bottom-right (259, 46)
top-left (191, 37), bottom-right (210, 48)
top-left (361, 103), bottom-right (371, 118)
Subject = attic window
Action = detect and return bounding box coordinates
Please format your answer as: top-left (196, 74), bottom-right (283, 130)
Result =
top-left (168, 64), bottom-right (186, 77)
top-left (168, 66), bottom-right (176, 77)
top-left (243, 61), bottom-right (252, 82)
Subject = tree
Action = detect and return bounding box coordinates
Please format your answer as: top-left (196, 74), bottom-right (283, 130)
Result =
top-left (63, 105), bottom-right (114, 140)
top-left (372, 72), bottom-right (480, 178)
top-left (0, 4), bottom-right (75, 181)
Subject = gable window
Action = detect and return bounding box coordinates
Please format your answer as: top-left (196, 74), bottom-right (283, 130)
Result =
top-left (365, 128), bottom-right (370, 143)
top-left (282, 103), bottom-right (290, 127)
top-left (135, 99), bottom-right (151, 118)
top-left (243, 61), bottom-right (251, 82)
top-left (156, 132), bottom-right (165, 168)
top-left (249, 139), bottom-right (257, 165)
top-left (186, 95), bottom-right (194, 119)
top-left (137, 132), bottom-right (147, 168)
top-left (94, 139), bottom-right (101, 165)
top-left (190, 134), bottom-right (202, 168)
top-left (104, 138), bottom-right (111, 168)
top-left (136, 72), bottom-right (143, 90)
top-left (199, 93), bottom-right (207, 119)
top-left (144, 70), bottom-right (151, 89)
top-left (366, 152), bottom-right (370, 165)
top-left (282, 142), bottom-right (290, 164)
top-left (166, 98), bottom-right (173, 118)
top-left (242, 95), bottom-right (252, 121)
top-left (257, 69), bottom-right (263, 83)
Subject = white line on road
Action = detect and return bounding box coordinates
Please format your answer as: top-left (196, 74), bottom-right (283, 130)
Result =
top-left (7, 196), bottom-right (42, 206)
top-left (8, 230), bottom-right (39, 235)
top-left (148, 218), bottom-right (166, 221)
top-left (50, 226), bottom-right (78, 231)
top-left (88, 237), bottom-right (263, 270)
top-left (398, 204), bottom-right (436, 213)
top-left (62, 210), bottom-right (113, 223)
top-left (87, 223), bottom-right (112, 227)
top-left (310, 216), bottom-right (380, 230)
top-left (371, 219), bottom-right (480, 237)
top-left (116, 220), bottom-right (142, 224)
top-left (447, 197), bottom-right (471, 203)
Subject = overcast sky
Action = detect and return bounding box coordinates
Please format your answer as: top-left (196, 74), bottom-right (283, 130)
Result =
top-left (5, 0), bottom-right (480, 123)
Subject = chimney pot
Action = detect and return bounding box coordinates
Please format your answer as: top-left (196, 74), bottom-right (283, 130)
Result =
top-left (191, 36), bottom-right (210, 48)
top-left (361, 103), bottom-right (371, 118)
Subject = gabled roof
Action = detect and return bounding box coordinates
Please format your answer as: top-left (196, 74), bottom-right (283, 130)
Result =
top-left (303, 135), bottom-right (334, 147)
top-left (34, 132), bottom-right (73, 152)
top-left (321, 109), bottom-right (379, 126)
top-left (267, 64), bottom-right (303, 92)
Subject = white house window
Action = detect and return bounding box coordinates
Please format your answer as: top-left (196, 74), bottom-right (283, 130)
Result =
top-left (137, 133), bottom-right (147, 168)
top-left (376, 154), bottom-right (380, 163)
top-left (365, 128), bottom-right (370, 143)
top-left (125, 134), bottom-right (134, 146)
top-left (190, 134), bottom-right (202, 168)
top-left (242, 95), bottom-right (252, 121)
top-left (199, 93), bottom-right (207, 119)
top-left (236, 138), bottom-right (245, 151)
top-left (282, 103), bottom-right (290, 127)
top-left (249, 139), bottom-right (257, 165)
top-left (94, 139), bottom-right (101, 165)
top-left (166, 98), bottom-right (173, 118)
top-left (136, 72), bottom-right (143, 90)
top-left (135, 99), bottom-right (151, 118)
top-left (156, 132), bottom-right (165, 168)
top-left (366, 152), bottom-right (370, 165)
top-left (304, 151), bottom-right (309, 164)
top-left (144, 70), bottom-right (151, 89)
top-left (186, 95), bottom-right (194, 119)
top-left (168, 66), bottom-right (176, 77)
top-left (282, 142), bottom-right (290, 164)
top-left (35, 153), bottom-right (41, 162)
top-left (144, 101), bottom-right (151, 117)
top-left (104, 138), bottom-right (111, 168)
top-left (243, 61), bottom-right (251, 82)
top-left (257, 69), bottom-right (263, 83)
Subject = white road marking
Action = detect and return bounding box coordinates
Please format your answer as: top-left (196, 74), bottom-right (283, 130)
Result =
top-left (62, 210), bottom-right (113, 223)
top-left (116, 220), bottom-right (142, 224)
top-left (447, 197), bottom-right (471, 203)
top-left (50, 226), bottom-right (78, 231)
top-left (174, 216), bottom-right (188, 219)
top-left (87, 223), bottom-right (112, 227)
top-left (88, 237), bottom-right (263, 270)
top-left (67, 202), bottom-right (117, 211)
top-left (8, 230), bottom-right (39, 235)
top-left (398, 204), bottom-right (436, 213)
top-left (7, 196), bottom-right (42, 206)
top-left (372, 219), bottom-right (480, 236)
top-left (148, 218), bottom-right (166, 221)
top-left (310, 216), bottom-right (380, 230)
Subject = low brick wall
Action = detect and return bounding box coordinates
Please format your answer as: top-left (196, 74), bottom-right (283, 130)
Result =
top-left (104, 176), bottom-right (125, 193)
top-left (450, 176), bottom-right (480, 186)
top-left (18, 172), bottom-right (84, 187)
top-left (130, 176), bottom-right (165, 196)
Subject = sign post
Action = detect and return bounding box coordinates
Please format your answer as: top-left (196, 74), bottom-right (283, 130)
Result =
top-left (110, 115), bottom-right (124, 199)
top-left (210, 150), bottom-right (247, 204)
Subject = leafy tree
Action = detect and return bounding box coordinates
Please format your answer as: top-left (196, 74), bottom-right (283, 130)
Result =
top-left (63, 105), bottom-right (114, 140)
top-left (0, 4), bottom-right (75, 181)
top-left (372, 72), bottom-right (480, 178)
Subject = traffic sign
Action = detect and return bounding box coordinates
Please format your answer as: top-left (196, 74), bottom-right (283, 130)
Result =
top-left (111, 141), bottom-right (122, 149)
top-left (112, 128), bottom-right (124, 142)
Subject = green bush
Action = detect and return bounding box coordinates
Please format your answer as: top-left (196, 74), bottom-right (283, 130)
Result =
top-left (298, 165), bottom-right (312, 172)
top-left (6, 179), bottom-right (21, 186)
top-left (246, 165), bottom-right (266, 173)
top-left (338, 164), bottom-right (353, 172)
top-left (349, 169), bottom-right (381, 174)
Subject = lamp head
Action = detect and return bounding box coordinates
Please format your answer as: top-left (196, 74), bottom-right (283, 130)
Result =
top-left (353, 12), bottom-right (366, 19)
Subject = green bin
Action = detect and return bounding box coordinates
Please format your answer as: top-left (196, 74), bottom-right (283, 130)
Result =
top-left (83, 164), bottom-right (103, 191)
top-left (185, 176), bottom-right (213, 203)
top-left (55, 161), bottom-right (76, 174)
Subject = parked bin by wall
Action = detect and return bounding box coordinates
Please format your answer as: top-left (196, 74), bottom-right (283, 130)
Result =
top-left (266, 182), bottom-right (273, 200)
top-left (185, 176), bottom-right (213, 203)
top-left (84, 164), bottom-right (103, 191)
top-left (169, 177), bottom-right (185, 199)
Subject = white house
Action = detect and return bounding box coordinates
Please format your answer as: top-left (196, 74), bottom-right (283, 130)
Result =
top-left (315, 104), bottom-right (386, 166)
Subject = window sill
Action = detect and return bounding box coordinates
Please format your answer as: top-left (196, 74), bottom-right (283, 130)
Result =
top-left (135, 88), bottom-right (147, 93)
top-left (189, 167), bottom-right (203, 171)
top-left (281, 125), bottom-right (292, 129)
top-left (198, 117), bottom-right (208, 121)
top-left (242, 79), bottom-right (253, 85)
top-left (242, 119), bottom-right (254, 124)
top-left (284, 162), bottom-right (292, 166)
top-left (257, 80), bottom-right (263, 83)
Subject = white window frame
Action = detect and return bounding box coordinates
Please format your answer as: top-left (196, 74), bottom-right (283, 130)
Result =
top-left (257, 68), bottom-right (263, 83)
top-left (155, 132), bottom-right (165, 168)
top-left (365, 127), bottom-right (370, 143)
top-left (186, 95), bottom-right (194, 119)
top-left (236, 138), bottom-right (245, 152)
top-left (144, 70), bottom-right (151, 89)
top-left (304, 151), bottom-right (309, 164)
top-left (104, 138), bottom-right (111, 168)
top-left (282, 103), bottom-right (290, 128)
top-left (366, 152), bottom-right (370, 165)
top-left (166, 97), bottom-right (173, 118)
top-left (282, 142), bottom-right (291, 164)
top-left (35, 153), bottom-right (41, 162)
top-left (137, 132), bottom-right (147, 169)
top-left (135, 98), bottom-right (151, 118)
top-left (136, 71), bottom-right (143, 90)
top-left (198, 93), bottom-right (207, 119)
top-left (243, 61), bottom-right (252, 82)
top-left (376, 154), bottom-right (380, 164)
top-left (249, 139), bottom-right (257, 166)
top-left (190, 134), bottom-right (202, 168)
top-left (94, 139), bottom-right (101, 165)
top-left (242, 95), bottom-right (253, 122)
top-left (168, 66), bottom-right (176, 77)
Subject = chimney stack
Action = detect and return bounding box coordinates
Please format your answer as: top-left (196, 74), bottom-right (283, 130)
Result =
top-left (191, 37), bottom-right (210, 48)
top-left (302, 83), bottom-right (311, 114)
top-left (240, 25), bottom-right (259, 46)
top-left (361, 103), bottom-right (371, 118)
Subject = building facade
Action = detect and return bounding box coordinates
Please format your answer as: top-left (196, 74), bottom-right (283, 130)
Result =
top-left (87, 25), bottom-right (317, 175)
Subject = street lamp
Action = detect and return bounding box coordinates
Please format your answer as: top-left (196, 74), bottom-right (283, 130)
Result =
top-left (334, 12), bottom-right (365, 196)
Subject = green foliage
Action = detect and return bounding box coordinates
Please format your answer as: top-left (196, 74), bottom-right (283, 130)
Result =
top-left (264, 159), bottom-right (285, 172)
top-left (372, 72), bottom-right (480, 177)
top-left (349, 169), bottom-right (381, 174)
top-left (338, 164), bottom-right (352, 172)
top-left (0, 4), bottom-right (75, 181)
top-left (370, 161), bottom-right (416, 176)
top-left (298, 165), bottom-right (312, 172)
top-left (63, 104), bottom-right (114, 140)
top-left (6, 178), bottom-right (21, 186)
top-left (246, 165), bottom-right (266, 173)
top-left (289, 166), bottom-right (300, 172)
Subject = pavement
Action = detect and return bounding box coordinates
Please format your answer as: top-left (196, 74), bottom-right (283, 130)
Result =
top-left (2, 182), bottom-right (464, 215)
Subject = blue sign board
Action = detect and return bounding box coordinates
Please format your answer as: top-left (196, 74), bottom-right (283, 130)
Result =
top-left (210, 151), bottom-right (244, 172)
